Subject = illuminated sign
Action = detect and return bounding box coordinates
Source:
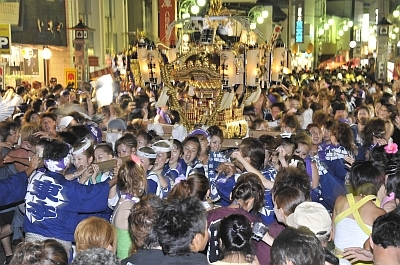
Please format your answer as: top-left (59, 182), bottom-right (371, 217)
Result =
top-left (295, 0), bottom-right (304, 43)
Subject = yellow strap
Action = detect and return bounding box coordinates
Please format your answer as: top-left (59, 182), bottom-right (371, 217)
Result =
top-left (334, 194), bottom-right (375, 236)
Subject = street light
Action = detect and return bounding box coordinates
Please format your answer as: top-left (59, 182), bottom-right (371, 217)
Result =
top-left (191, 4), bottom-right (200, 14)
top-left (349, 40), bottom-right (357, 48)
top-left (248, 5), bottom-right (269, 27)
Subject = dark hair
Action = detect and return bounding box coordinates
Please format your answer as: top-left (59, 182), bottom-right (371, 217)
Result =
top-left (362, 118), bottom-right (386, 147)
top-left (207, 125), bottom-right (224, 141)
top-left (280, 113), bottom-right (300, 131)
top-left (182, 136), bottom-right (201, 157)
top-left (371, 212), bottom-right (400, 248)
top-left (67, 125), bottom-right (92, 142)
top-left (238, 137), bottom-right (265, 170)
top-left (57, 131), bottom-right (78, 146)
top-left (115, 134), bottom-right (137, 156)
top-left (172, 139), bottom-right (183, 153)
top-left (136, 129), bottom-right (153, 145)
top-left (271, 167), bottom-right (311, 201)
top-left (232, 173), bottom-right (265, 214)
top-left (67, 111), bottom-right (87, 125)
top-left (273, 186), bottom-right (306, 216)
top-left (10, 239), bottom-right (68, 265)
top-left (40, 113), bottom-right (57, 122)
top-left (71, 248), bottom-right (119, 265)
top-left (168, 173), bottom-right (210, 201)
top-left (128, 194), bottom-right (165, 249)
top-left (259, 134), bottom-right (278, 151)
top-left (16, 86), bottom-right (26, 95)
top-left (271, 226), bottom-right (325, 265)
top-left (330, 121), bottom-right (354, 152)
top-left (94, 143), bottom-right (114, 157)
top-left (385, 153), bottom-right (400, 195)
top-left (217, 214), bottom-right (255, 262)
top-left (156, 197), bottom-right (207, 255)
top-left (350, 161), bottom-right (385, 196)
top-left (32, 99), bottom-right (43, 113)
top-left (43, 139), bottom-right (69, 161)
top-left (324, 248), bottom-right (339, 265)
top-left (0, 121), bottom-right (20, 142)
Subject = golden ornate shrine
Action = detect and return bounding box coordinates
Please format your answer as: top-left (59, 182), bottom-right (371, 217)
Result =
top-left (130, 0), bottom-right (286, 138)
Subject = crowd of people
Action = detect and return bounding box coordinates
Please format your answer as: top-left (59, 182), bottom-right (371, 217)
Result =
top-left (0, 69), bottom-right (400, 265)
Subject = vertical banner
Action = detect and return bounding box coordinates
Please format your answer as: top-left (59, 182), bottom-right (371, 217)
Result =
top-left (295, 0), bottom-right (304, 43)
top-left (0, 24), bottom-right (11, 55)
top-left (0, 62), bottom-right (5, 90)
top-left (159, 0), bottom-right (176, 45)
top-left (65, 68), bottom-right (77, 87)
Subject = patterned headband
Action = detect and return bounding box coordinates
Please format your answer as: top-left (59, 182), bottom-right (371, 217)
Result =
top-left (44, 156), bottom-right (70, 172)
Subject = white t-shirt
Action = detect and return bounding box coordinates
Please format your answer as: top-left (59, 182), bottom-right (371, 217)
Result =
top-left (10, 94), bottom-right (23, 106)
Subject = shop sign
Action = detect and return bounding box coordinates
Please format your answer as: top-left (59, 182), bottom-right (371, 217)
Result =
top-left (295, 0), bottom-right (304, 43)
top-left (65, 68), bottom-right (77, 87)
top-left (159, 0), bottom-right (176, 45)
top-left (0, 24), bottom-right (11, 54)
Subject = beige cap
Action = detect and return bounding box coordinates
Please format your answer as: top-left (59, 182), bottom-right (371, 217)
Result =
top-left (286, 202), bottom-right (331, 237)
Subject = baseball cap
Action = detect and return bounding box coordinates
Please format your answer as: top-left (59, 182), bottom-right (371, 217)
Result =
top-left (107, 118), bottom-right (127, 132)
top-left (286, 202), bottom-right (331, 237)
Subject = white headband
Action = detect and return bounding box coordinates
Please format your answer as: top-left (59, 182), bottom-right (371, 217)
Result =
top-left (72, 138), bottom-right (92, 155)
top-left (152, 140), bottom-right (172, 153)
top-left (136, 149), bottom-right (157, 159)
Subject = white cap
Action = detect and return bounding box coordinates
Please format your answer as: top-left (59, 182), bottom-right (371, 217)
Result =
top-left (286, 202), bottom-right (331, 237)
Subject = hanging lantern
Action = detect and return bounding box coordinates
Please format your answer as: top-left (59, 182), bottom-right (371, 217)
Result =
top-left (220, 46), bottom-right (236, 87)
top-left (306, 43), bottom-right (314, 54)
top-left (271, 39), bottom-right (285, 82)
top-left (246, 45), bottom-right (260, 87)
top-left (137, 44), bottom-right (150, 83)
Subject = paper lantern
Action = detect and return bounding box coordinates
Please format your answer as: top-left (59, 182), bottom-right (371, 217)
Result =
top-left (220, 48), bottom-right (236, 86)
top-left (246, 46), bottom-right (260, 86)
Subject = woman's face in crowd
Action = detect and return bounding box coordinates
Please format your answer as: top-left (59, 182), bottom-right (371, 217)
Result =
top-left (308, 126), bottom-right (322, 145)
top-left (136, 135), bottom-right (148, 148)
top-left (294, 143), bottom-right (310, 160)
top-left (357, 109), bottom-right (369, 122)
top-left (6, 129), bottom-right (20, 145)
top-left (209, 135), bottom-right (222, 152)
top-left (117, 143), bottom-right (132, 158)
top-left (182, 141), bottom-right (199, 164)
top-left (153, 152), bottom-right (169, 171)
top-left (378, 106), bottom-right (391, 120)
top-left (94, 148), bottom-right (113, 163)
top-left (73, 153), bottom-right (92, 169)
top-left (197, 136), bottom-right (209, 155)
top-left (169, 144), bottom-right (181, 165)
top-left (30, 114), bottom-right (40, 124)
top-left (322, 127), bottom-right (331, 142)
